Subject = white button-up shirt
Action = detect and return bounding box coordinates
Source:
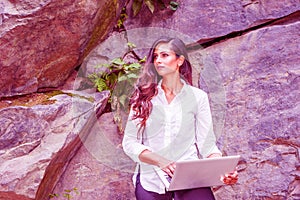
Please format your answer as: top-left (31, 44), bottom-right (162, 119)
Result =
top-left (122, 80), bottom-right (221, 194)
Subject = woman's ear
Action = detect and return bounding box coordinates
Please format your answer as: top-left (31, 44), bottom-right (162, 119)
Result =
top-left (178, 55), bottom-right (185, 66)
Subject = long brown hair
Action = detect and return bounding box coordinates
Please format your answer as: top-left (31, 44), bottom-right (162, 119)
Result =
top-left (130, 37), bottom-right (193, 137)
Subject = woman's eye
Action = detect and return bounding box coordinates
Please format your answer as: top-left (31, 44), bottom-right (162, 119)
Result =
top-left (162, 53), bottom-right (168, 57)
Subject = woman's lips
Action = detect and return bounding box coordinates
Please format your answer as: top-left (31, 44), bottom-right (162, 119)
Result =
top-left (156, 65), bottom-right (165, 70)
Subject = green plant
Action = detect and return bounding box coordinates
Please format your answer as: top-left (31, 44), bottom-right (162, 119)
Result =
top-left (115, 1), bottom-right (179, 31)
top-left (131, 0), bottom-right (179, 16)
top-left (49, 188), bottom-right (79, 199)
top-left (169, 1), bottom-right (179, 11)
top-left (88, 42), bottom-right (144, 133)
top-left (116, 7), bottom-right (128, 30)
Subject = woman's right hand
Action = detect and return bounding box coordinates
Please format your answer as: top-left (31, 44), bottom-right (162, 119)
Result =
top-left (158, 159), bottom-right (176, 177)
top-left (138, 149), bottom-right (176, 177)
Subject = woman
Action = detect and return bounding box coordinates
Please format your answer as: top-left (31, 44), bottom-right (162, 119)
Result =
top-left (122, 37), bottom-right (238, 200)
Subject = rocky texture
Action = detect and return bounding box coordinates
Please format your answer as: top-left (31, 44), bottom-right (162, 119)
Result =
top-left (80, 30), bottom-right (130, 77)
top-left (80, 5), bottom-right (299, 200)
top-left (0, 90), bottom-right (110, 200)
top-left (0, 0), bottom-right (126, 98)
top-left (197, 15), bottom-right (299, 199)
top-left (124, 0), bottom-right (300, 42)
top-left (1, 0), bottom-right (299, 199)
top-left (52, 112), bottom-right (135, 200)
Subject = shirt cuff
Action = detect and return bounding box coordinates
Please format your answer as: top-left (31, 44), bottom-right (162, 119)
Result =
top-left (128, 144), bottom-right (152, 163)
top-left (202, 145), bottom-right (222, 158)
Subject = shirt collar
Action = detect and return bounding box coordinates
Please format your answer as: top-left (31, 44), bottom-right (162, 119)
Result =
top-left (157, 79), bottom-right (188, 96)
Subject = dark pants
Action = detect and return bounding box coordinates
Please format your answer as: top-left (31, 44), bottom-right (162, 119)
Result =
top-left (135, 173), bottom-right (215, 200)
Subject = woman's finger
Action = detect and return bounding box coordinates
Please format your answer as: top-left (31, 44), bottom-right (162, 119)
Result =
top-left (221, 171), bottom-right (239, 185)
top-left (163, 166), bottom-right (174, 177)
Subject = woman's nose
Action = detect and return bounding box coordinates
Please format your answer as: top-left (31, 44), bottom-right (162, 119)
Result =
top-left (155, 55), bottom-right (162, 63)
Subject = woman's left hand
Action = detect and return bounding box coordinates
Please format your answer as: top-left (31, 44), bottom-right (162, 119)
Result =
top-left (221, 170), bottom-right (238, 185)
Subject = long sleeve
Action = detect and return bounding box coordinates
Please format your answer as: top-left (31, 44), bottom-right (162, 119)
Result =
top-left (195, 92), bottom-right (222, 158)
top-left (122, 82), bottom-right (223, 194)
top-left (122, 109), bottom-right (152, 163)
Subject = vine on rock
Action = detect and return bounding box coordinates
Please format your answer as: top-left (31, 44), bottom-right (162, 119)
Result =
top-left (115, 1), bottom-right (179, 31)
top-left (131, 0), bottom-right (179, 16)
top-left (49, 187), bottom-right (79, 199)
top-left (88, 42), bottom-right (144, 133)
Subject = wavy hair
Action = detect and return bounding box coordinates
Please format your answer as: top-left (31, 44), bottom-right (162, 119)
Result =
top-left (130, 37), bottom-right (193, 137)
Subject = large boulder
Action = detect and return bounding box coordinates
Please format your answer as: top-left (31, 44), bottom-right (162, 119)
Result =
top-left (79, 5), bottom-right (300, 200)
top-left (52, 112), bottom-right (135, 200)
top-left (0, 0), bottom-right (126, 98)
top-left (198, 15), bottom-right (300, 199)
top-left (1, 0), bottom-right (298, 199)
top-left (124, 0), bottom-right (299, 41)
top-left (0, 90), bottom-right (110, 200)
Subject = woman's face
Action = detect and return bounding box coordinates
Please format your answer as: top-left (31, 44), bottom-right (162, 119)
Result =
top-left (153, 43), bottom-right (183, 78)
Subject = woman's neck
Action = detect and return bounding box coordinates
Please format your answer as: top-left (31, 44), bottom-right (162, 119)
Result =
top-left (161, 77), bottom-right (183, 96)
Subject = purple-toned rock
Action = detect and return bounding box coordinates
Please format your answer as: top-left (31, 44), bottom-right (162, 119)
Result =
top-left (0, 0), bottom-right (126, 98)
top-left (124, 0), bottom-right (299, 41)
top-left (0, 90), bottom-right (110, 200)
top-left (196, 17), bottom-right (300, 199)
top-left (1, 0), bottom-right (298, 199)
top-left (79, 7), bottom-right (300, 199)
top-left (52, 112), bottom-right (135, 200)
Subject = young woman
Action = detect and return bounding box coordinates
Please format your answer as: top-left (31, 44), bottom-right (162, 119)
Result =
top-left (122, 37), bottom-right (238, 200)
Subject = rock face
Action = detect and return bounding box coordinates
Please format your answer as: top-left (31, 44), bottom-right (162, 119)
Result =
top-left (0, 90), bottom-right (110, 200)
top-left (78, 1), bottom-right (299, 199)
top-left (0, 0), bottom-right (126, 98)
top-left (124, 0), bottom-right (300, 41)
top-left (1, 0), bottom-right (299, 199)
top-left (52, 112), bottom-right (135, 200)
top-left (202, 17), bottom-right (300, 199)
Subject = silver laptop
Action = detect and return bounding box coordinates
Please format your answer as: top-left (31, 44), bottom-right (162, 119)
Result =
top-left (154, 155), bottom-right (240, 191)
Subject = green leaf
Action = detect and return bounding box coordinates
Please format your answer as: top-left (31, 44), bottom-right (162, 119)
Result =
top-left (116, 19), bottom-right (123, 28)
top-left (49, 193), bottom-right (59, 198)
top-left (95, 78), bottom-right (108, 92)
top-left (139, 56), bottom-right (147, 63)
top-left (123, 64), bottom-right (129, 71)
top-left (108, 73), bottom-right (118, 87)
top-left (129, 62), bottom-right (141, 69)
top-left (125, 62), bottom-right (141, 71)
top-left (63, 193), bottom-right (72, 199)
top-left (102, 63), bottom-right (111, 68)
top-left (118, 74), bottom-right (128, 82)
top-left (127, 42), bottom-right (136, 49)
top-left (169, 1), bottom-right (179, 11)
top-left (112, 57), bottom-right (125, 65)
top-left (87, 73), bottom-right (96, 80)
top-left (120, 13), bottom-right (128, 19)
top-left (145, 0), bottom-right (155, 13)
top-left (127, 73), bottom-right (139, 79)
top-left (132, 0), bottom-right (143, 16)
